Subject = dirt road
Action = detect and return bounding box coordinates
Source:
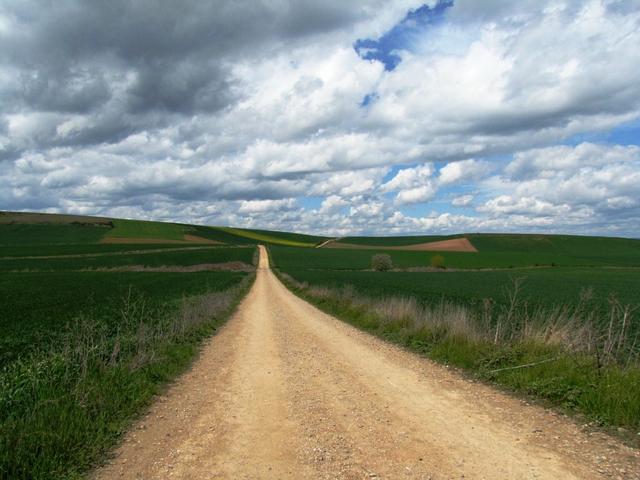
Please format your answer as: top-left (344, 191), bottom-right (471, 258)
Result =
top-left (95, 246), bottom-right (639, 479)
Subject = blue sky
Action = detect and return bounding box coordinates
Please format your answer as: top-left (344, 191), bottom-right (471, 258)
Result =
top-left (1, 1), bottom-right (640, 237)
top-left (354, 1), bottom-right (454, 71)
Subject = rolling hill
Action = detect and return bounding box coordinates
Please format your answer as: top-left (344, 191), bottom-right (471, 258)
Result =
top-left (2, 210), bottom-right (640, 267)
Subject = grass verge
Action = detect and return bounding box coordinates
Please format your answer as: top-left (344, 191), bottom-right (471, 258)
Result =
top-left (0, 273), bottom-right (254, 480)
top-left (273, 268), bottom-right (640, 443)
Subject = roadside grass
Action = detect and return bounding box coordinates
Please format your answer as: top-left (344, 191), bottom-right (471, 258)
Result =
top-left (0, 246), bottom-right (255, 272)
top-left (274, 270), bottom-right (640, 434)
top-left (105, 219), bottom-right (185, 241)
top-left (0, 273), bottom-right (254, 480)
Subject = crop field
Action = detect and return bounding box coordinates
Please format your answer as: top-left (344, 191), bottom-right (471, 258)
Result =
top-left (271, 234), bottom-right (640, 270)
top-left (0, 243), bottom-right (208, 258)
top-left (0, 215), bottom-right (257, 479)
top-left (1, 270), bottom-right (247, 364)
top-left (0, 246), bottom-right (255, 272)
top-left (270, 242), bottom-right (640, 329)
top-left (273, 267), bottom-right (640, 316)
top-left (0, 212), bottom-right (330, 248)
top-left (270, 242), bottom-right (640, 431)
top-left (105, 218), bottom-right (187, 241)
top-left (217, 226), bottom-right (329, 247)
top-left (0, 223), bottom-right (112, 245)
top-left (339, 234), bottom-right (457, 246)
top-left (271, 244), bottom-right (640, 270)
top-left (3, 211), bottom-right (640, 477)
top-left (339, 232), bottom-right (640, 254)
top-left (185, 225), bottom-right (258, 244)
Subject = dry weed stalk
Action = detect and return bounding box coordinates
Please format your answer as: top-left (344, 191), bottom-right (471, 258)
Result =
top-left (287, 273), bottom-right (638, 367)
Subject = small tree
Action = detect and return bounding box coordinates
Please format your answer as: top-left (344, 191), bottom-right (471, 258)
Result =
top-left (372, 253), bottom-right (393, 272)
top-left (430, 254), bottom-right (445, 269)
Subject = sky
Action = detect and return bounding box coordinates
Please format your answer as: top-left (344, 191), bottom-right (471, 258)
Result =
top-left (1, 0), bottom-right (640, 237)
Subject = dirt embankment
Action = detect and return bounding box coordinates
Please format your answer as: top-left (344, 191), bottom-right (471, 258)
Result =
top-left (323, 237), bottom-right (478, 252)
top-left (93, 246), bottom-right (638, 480)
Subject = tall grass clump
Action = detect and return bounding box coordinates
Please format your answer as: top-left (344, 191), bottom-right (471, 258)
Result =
top-left (276, 271), bottom-right (640, 434)
top-left (0, 275), bottom-right (253, 480)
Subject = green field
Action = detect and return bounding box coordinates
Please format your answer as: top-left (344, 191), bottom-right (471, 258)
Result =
top-left (185, 225), bottom-right (257, 244)
top-left (0, 212), bottom-right (331, 247)
top-left (218, 226), bottom-right (328, 247)
top-left (0, 270), bottom-right (248, 364)
top-left (0, 246), bottom-right (255, 272)
top-left (339, 232), bottom-right (640, 260)
top-left (339, 234), bottom-right (456, 246)
top-left (271, 245), bottom-right (640, 269)
top-left (0, 243), bottom-right (208, 258)
top-left (105, 218), bottom-right (186, 240)
top-left (270, 242), bottom-right (640, 334)
top-left (3, 211), bottom-right (640, 474)
top-left (270, 244), bottom-right (640, 318)
top-left (0, 223), bottom-right (111, 245)
top-left (274, 234), bottom-right (640, 268)
top-left (0, 216), bottom-right (257, 479)
top-left (273, 267), bottom-right (640, 317)
top-left (0, 268), bottom-right (252, 479)
top-left (270, 244), bottom-right (640, 432)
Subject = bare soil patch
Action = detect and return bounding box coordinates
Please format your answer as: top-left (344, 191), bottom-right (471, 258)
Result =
top-left (325, 237), bottom-right (478, 252)
top-left (183, 234), bottom-right (221, 244)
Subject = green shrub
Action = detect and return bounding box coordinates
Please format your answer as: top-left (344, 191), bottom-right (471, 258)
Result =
top-left (431, 254), bottom-right (445, 269)
top-left (371, 253), bottom-right (393, 271)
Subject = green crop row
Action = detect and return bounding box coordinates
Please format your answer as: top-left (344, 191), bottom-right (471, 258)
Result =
top-left (270, 244), bottom-right (640, 270)
top-left (0, 224), bottom-right (110, 245)
top-left (273, 267), bottom-right (640, 319)
top-left (0, 270), bottom-right (249, 366)
top-left (338, 233), bottom-right (640, 261)
top-left (272, 266), bottom-right (640, 434)
top-left (0, 217), bottom-right (262, 479)
top-left (0, 246), bottom-right (255, 272)
top-left (217, 226), bottom-right (328, 247)
top-left (104, 219), bottom-right (185, 240)
top-left (0, 272), bottom-right (253, 479)
top-left (0, 243), bottom-right (213, 258)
